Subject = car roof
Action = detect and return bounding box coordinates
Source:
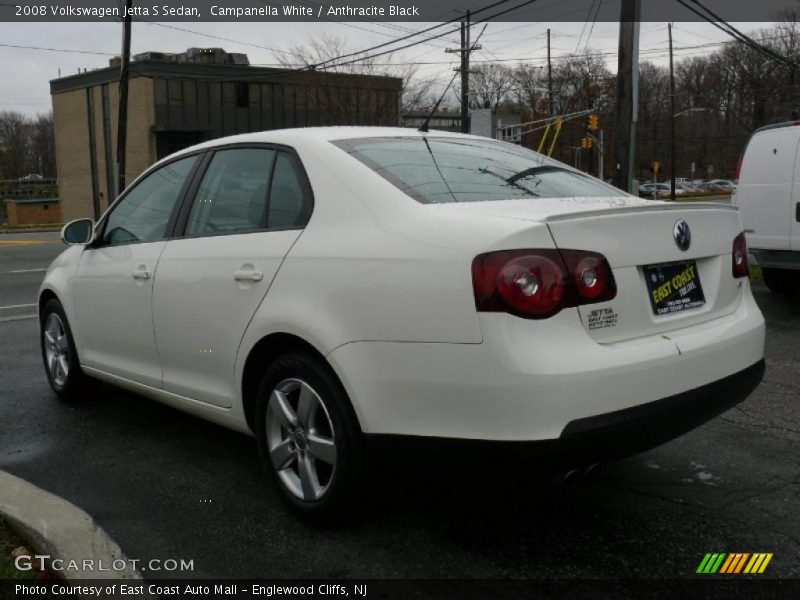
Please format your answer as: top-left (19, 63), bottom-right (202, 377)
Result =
top-left (170, 126), bottom-right (483, 159)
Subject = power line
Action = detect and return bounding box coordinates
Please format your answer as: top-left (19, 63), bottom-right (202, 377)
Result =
top-left (0, 42), bottom-right (114, 56)
top-left (147, 23), bottom-right (307, 58)
top-left (582, 0), bottom-right (603, 53)
top-left (674, 0), bottom-right (797, 69)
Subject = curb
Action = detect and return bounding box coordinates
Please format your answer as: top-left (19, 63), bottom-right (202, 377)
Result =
top-left (0, 228), bottom-right (62, 234)
top-left (0, 470), bottom-right (141, 581)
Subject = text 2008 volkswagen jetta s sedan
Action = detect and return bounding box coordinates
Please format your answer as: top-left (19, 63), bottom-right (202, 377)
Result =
top-left (40, 127), bottom-right (765, 518)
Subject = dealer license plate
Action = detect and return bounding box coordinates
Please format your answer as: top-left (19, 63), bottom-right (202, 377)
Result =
top-left (644, 260), bottom-right (706, 316)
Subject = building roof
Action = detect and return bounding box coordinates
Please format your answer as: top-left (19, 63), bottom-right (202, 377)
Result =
top-left (50, 60), bottom-right (402, 94)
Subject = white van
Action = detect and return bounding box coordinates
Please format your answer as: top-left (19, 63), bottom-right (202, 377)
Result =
top-left (733, 121), bottom-right (800, 294)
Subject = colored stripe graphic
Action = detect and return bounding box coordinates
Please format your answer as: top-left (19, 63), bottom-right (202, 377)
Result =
top-left (744, 553), bottom-right (773, 574)
top-left (697, 553), bottom-right (727, 573)
top-left (719, 554), bottom-right (736, 574)
top-left (698, 553), bottom-right (772, 574)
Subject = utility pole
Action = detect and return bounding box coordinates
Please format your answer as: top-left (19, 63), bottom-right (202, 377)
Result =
top-left (669, 23), bottom-right (676, 201)
top-left (614, 0), bottom-right (641, 193)
top-left (461, 11), bottom-right (470, 133)
top-left (445, 10), bottom-right (480, 134)
top-left (116, 0), bottom-right (132, 197)
top-left (547, 28), bottom-right (553, 118)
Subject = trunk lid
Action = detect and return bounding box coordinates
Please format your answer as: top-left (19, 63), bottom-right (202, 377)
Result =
top-left (544, 201), bottom-right (744, 343)
top-left (433, 197), bottom-right (745, 343)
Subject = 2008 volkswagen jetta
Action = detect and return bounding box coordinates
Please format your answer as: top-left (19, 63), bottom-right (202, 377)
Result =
top-left (40, 128), bottom-right (765, 519)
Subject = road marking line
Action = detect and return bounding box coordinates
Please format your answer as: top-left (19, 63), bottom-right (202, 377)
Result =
top-left (0, 303), bottom-right (37, 310)
top-left (7, 268), bottom-right (48, 273)
top-left (0, 314), bottom-right (37, 323)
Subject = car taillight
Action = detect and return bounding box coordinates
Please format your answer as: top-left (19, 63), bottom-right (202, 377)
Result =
top-left (472, 249), bottom-right (616, 319)
top-left (734, 154), bottom-right (743, 181)
top-left (732, 232), bottom-right (749, 278)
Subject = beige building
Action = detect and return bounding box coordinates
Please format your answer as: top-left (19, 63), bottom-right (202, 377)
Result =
top-left (51, 48), bottom-right (403, 222)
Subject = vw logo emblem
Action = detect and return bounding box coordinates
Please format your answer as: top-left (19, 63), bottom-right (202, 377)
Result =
top-left (673, 219), bottom-right (691, 251)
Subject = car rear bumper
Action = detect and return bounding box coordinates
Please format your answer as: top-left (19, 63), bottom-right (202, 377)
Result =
top-left (328, 287), bottom-right (765, 442)
top-left (365, 359), bottom-right (764, 464)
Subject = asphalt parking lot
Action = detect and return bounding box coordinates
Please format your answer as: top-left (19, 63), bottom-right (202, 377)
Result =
top-left (0, 232), bottom-right (798, 579)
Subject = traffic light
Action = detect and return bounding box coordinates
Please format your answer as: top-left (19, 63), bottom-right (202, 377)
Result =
top-left (581, 137), bottom-right (593, 149)
top-left (581, 137), bottom-right (587, 149)
top-left (588, 114), bottom-right (599, 131)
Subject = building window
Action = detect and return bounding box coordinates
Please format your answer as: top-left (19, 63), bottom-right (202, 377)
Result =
top-left (235, 82), bottom-right (249, 108)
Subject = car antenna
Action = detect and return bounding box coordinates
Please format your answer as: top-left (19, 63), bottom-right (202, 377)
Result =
top-left (418, 68), bottom-right (460, 133)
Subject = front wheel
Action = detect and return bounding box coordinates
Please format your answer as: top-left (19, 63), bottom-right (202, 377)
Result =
top-left (255, 353), bottom-right (363, 521)
top-left (40, 298), bottom-right (90, 400)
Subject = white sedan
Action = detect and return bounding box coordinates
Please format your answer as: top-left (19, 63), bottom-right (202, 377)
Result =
top-left (41, 127), bottom-right (765, 519)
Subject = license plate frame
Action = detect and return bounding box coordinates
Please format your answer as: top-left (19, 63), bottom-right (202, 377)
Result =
top-left (643, 259), bottom-right (706, 316)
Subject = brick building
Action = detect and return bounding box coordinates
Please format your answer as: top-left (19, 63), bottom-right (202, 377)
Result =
top-left (50, 48), bottom-right (403, 222)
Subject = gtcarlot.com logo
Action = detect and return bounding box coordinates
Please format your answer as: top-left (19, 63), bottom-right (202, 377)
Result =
top-left (696, 552), bottom-right (773, 574)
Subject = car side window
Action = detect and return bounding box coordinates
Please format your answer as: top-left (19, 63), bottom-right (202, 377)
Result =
top-left (186, 148), bottom-right (276, 236)
top-left (268, 152), bottom-right (311, 229)
top-left (101, 155), bottom-right (198, 246)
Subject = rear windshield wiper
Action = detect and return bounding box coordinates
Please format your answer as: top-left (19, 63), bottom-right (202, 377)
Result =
top-left (506, 165), bottom-right (570, 185)
top-left (478, 167), bottom-right (540, 197)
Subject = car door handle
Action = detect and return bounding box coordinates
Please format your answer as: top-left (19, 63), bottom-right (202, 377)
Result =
top-left (234, 269), bottom-right (263, 282)
top-left (132, 266), bottom-right (151, 280)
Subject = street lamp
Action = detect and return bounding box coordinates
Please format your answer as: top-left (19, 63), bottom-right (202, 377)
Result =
top-left (670, 107), bottom-right (709, 200)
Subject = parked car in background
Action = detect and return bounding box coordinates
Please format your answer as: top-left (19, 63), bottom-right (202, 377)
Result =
top-left (41, 127), bottom-right (765, 519)
top-left (733, 121), bottom-right (800, 293)
top-left (708, 179), bottom-right (736, 190)
top-left (675, 182), bottom-right (698, 194)
top-left (640, 182), bottom-right (687, 197)
top-left (19, 173), bottom-right (44, 181)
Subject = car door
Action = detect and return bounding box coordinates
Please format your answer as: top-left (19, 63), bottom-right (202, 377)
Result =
top-left (73, 153), bottom-right (201, 387)
top-left (151, 146), bottom-right (313, 407)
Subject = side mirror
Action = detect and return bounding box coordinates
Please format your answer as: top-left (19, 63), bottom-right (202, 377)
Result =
top-left (61, 218), bottom-right (95, 246)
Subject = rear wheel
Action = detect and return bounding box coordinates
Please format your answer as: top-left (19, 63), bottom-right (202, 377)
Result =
top-left (40, 298), bottom-right (90, 401)
top-left (255, 353), bottom-right (363, 521)
top-left (762, 267), bottom-right (800, 295)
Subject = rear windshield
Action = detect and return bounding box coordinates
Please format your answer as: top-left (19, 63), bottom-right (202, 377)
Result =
top-left (332, 136), bottom-right (619, 204)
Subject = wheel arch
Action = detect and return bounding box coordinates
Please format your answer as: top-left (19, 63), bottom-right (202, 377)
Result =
top-left (38, 288), bottom-right (61, 321)
top-left (240, 332), bottom-right (363, 434)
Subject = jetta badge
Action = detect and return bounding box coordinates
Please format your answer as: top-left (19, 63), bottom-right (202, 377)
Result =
top-left (673, 219), bottom-right (691, 251)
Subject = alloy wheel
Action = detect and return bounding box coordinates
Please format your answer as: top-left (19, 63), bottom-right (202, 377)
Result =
top-left (43, 312), bottom-right (70, 387)
top-left (266, 378), bottom-right (337, 501)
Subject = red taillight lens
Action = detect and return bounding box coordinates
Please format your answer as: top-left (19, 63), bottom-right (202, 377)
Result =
top-left (560, 250), bottom-right (617, 302)
top-left (496, 254), bottom-right (565, 318)
top-left (734, 155), bottom-right (743, 181)
top-left (472, 249), bottom-right (616, 319)
top-left (732, 231), bottom-right (749, 278)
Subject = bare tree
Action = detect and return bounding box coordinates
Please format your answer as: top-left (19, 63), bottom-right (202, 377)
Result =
top-left (468, 63), bottom-right (514, 109)
top-left (275, 34), bottom-right (435, 116)
top-left (0, 111), bottom-right (30, 179)
top-left (31, 113), bottom-right (56, 177)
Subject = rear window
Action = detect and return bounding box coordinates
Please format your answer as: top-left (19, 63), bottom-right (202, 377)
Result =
top-left (332, 136), bottom-right (619, 204)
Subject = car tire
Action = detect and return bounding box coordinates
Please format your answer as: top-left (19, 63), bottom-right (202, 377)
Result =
top-left (762, 267), bottom-right (800, 295)
top-left (40, 298), bottom-right (91, 401)
top-left (255, 352), bottom-right (364, 522)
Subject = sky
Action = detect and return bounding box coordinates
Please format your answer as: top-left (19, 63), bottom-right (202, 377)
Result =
top-left (0, 19), bottom-right (773, 116)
